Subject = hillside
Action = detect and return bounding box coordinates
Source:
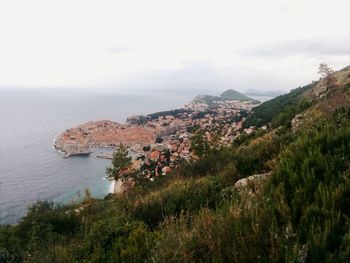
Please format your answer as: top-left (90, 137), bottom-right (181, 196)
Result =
top-left (244, 66), bottom-right (350, 128)
top-left (243, 83), bottom-right (314, 128)
top-left (1, 65), bottom-right (350, 262)
top-left (191, 89), bottom-right (259, 106)
top-left (220, 89), bottom-right (257, 101)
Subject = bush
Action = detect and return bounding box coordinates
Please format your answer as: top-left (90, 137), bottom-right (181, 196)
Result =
top-left (132, 173), bottom-right (235, 228)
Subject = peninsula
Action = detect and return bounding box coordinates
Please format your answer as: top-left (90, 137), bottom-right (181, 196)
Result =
top-left (54, 89), bottom-right (258, 176)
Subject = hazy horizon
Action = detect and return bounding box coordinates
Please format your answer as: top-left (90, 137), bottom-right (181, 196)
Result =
top-left (0, 85), bottom-right (285, 97)
top-left (0, 0), bottom-right (349, 94)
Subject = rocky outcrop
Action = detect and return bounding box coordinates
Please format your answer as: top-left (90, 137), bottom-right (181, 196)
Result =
top-left (234, 172), bottom-right (271, 193)
top-left (291, 113), bottom-right (303, 132)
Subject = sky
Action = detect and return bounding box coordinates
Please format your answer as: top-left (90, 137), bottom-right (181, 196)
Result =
top-left (0, 0), bottom-right (349, 94)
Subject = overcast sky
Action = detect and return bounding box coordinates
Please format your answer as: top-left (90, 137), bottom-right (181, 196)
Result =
top-left (0, 0), bottom-right (349, 93)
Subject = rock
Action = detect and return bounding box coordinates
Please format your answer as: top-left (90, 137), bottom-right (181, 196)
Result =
top-left (291, 113), bottom-right (303, 132)
top-left (234, 172), bottom-right (271, 192)
top-left (161, 166), bottom-right (171, 175)
top-left (115, 178), bottom-right (135, 196)
top-left (314, 84), bottom-right (328, 98)
top-left (114, 179), bottom-right (124, 194)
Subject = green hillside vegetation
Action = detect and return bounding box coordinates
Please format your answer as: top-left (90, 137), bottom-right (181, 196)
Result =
top-left (192, 89), bottom-right (258, 106)
top-left (1, 67), bottom-right (350, 262)
top-left (244, 83), bottom-right (315, 128)
top-left (244, 65), bottom-right (350, 129)
top-left (220, 89), bottom-right (259, 103)
top-left (147, 109), bottom-right (190, 121)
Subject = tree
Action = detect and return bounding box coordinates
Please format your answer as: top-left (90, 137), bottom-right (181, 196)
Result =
top-left (155, 136), bottom-right (163, 143)
top-left (106, 144), bottom-right (132, 181)
top-left (191, 131), bottom-right (211, 158)
top-left (318, 63), bottom-right (338, 89)
top-left (142, 145), bottom-right (151, 152)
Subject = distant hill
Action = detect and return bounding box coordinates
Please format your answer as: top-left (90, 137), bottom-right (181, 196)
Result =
top-left (191, 89), bottom-right (259, 106)
top-left (220, 89), bottom-right (257, 102)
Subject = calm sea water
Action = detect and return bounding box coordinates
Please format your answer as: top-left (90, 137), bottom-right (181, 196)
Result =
top-left (0, 88), bottom-right (196, 224)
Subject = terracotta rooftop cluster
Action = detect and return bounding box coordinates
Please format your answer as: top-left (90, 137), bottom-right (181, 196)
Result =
top-left (55, 120), bottom-right (156, 153)
top-left (122, 100), bottom-right (257, 179)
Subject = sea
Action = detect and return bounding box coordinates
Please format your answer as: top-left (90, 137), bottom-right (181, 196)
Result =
top-left (0, 88), bottom-right (198, 224)
top-left (0, 88), bottom-right (272, 224)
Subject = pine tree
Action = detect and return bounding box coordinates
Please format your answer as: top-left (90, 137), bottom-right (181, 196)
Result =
top-left (106, 144), bottom-right (132, 181)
